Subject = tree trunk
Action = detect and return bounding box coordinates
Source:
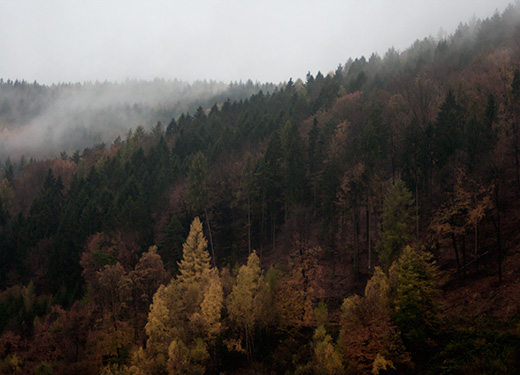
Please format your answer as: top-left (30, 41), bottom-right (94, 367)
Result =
top-left (354, 208), bottom-right (360, 279)
top-left (313, 175), bottom-right (318, 219)
top-left (451, 233), bottom-right (461, 277)
top-left (514, 123), bottom-right (520, 187)
top-left (415, 182), bottom-right (420, 241)
top-left (495, 185), bottom-right (502, 284)
top-left (367, 202), bottom-right (371, 270)
top-left (247, 196), bottom-right (251, 255)
top-left (260, 193), bottom-right (265, 255)
top-left (272, 216), bottom-right (276, 252)
top-left (462, 234), bottom-right (466, 278)
top-left (475, 221), bottom-right (479, 277)
top-left (204, 207), bottom-right (216, 267)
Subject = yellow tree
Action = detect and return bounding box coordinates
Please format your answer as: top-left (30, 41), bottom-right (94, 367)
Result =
top-left (227, 251), bottom-right (270, 360)
top-left (340, 267), bottom-right (411, 374)
top-left (297, 303), bottom-right (344, 375)
top-left (137, 217), bottom-right (222, 375)
top-left (275, 245), bottom-right (324, 328)
top-left (131, 245), bottom-right (169, 342)
top-left (312, 325), bottom-right (344, 375)
top-left (199, 268), bottom-right (224, 343)
top-left (177, 217), bottom-right (211, 286)
top-left (141, 283), bottom-right (181, 374)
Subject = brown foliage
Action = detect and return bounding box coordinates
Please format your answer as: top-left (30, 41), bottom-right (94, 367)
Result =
top-left (275, 245), bottom-right (325, 327)
top-left (81, 231), bottom-right (141, 284)
top-left (340, 268), bottom-right (411, 374)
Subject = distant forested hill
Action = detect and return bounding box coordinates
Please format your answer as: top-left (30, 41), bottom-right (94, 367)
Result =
top-left (1, 5), bottom-right (520, 375)
top-left (0, 78), bottom-right (278, 158)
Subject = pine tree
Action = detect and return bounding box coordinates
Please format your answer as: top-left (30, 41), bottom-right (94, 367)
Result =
top-left (160, 215), bottom-right (185, 272)
top-left (389, 246), bottom-right (440, 355)
top-left (432, 89), bottom-right (465, 166)
top-left (377, 180), bottom-right (415, 272)
top-left (177, 217), bottom-right (211, 285)
top-left (186, 152), bottom-right (215, 265)
top-left (236, 153), bottom-right (255, 255)
top-left (139, 218), bottom-right (222, 374)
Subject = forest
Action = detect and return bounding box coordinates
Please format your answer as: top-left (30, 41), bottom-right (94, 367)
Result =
top-left (1, 4), bottom-right (520, 375)
top-left (0, 78), bottom-right (277, 159)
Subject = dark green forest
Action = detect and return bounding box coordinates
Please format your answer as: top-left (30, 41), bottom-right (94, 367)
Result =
top-left (2, 5), bottom-right (520, 375)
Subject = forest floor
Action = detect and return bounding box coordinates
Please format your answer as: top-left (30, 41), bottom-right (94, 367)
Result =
top-left (440, 181), bottom-right (520, 326)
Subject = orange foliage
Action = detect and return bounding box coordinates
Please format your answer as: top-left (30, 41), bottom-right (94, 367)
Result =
top-left (276, 245), bottom-right (325, 327)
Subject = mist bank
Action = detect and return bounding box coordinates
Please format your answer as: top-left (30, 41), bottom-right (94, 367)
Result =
top-left (0, 78), bottom-right (278, 159)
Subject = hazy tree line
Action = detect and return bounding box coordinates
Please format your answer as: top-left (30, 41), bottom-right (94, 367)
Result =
top-left (1, 4), bottom-right (520, 374)
top-left (0, 78), bottom-right (278, 159)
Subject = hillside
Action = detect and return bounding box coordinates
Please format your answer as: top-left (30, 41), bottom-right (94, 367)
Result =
top-left (0, 78), bottom-right (277, 159)
top-left (1, 5), bottom-right (520, 375)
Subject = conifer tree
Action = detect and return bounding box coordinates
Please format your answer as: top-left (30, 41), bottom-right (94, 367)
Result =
top-left (432, 89), bottom-right (465, 166)
top-left (177, 217), bottom-right (211, 285)
top-left (139, 217), bottom-right (222, 375)
top-left (160, 215), bottom-right (185, 272)
top-left (389, 246), bottom-right (440, 354)
top-left (186, 152), bottom-right (215, 265)
top-left (376, 180), bottom-right (415, 272)
top-left (236, 153), bottom-right (255, 255)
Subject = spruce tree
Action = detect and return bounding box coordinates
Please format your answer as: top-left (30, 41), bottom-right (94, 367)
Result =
top-left (177, 217), bottom-right (211, 285)
top-left (377, 180), bottom-right (415, 272)
top-left (140, 217), bottom-right (222, 375)
top-left (389, 246), bottom-right (440, 356)
top-left (186, 152), bottom-right (215, 265)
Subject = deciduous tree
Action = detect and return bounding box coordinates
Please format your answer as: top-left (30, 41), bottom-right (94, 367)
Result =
top-left (227, 251), bottom-right (269, 360)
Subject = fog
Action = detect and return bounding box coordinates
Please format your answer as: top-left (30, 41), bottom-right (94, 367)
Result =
top-left (0, 79), bottom-right (274, 159)
top-left (0, 0), bottom-right (513, 160)
top-left (0, 0), bottom-right (512, 84)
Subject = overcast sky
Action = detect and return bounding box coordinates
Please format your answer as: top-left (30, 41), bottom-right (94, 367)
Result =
top-left (0, 0), bottom-right (513, 85)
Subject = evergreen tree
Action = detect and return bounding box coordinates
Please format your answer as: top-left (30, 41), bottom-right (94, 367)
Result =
top-left (186, 152), bottom-right (215, 265)
top-left (465, 94), bottom-right (497, 171)
top-left (281, 121), bottom-right (306, 208)
top-left (376, 180), bottom-right (415, 272)
top-left (236, 154), bottom-right (255, 255)
top-left (139, 217), bottom-right (222, 375)
top-left (160, 215), bottom-right (185, 272)
top-left (389, 246), bottom-right (440, 356)
top-left (177, 217), bottom-right (211, 286)
top-left (27, 169), bottom-right (64, 244)
top-left (432, 89), bottom-right (465, 166)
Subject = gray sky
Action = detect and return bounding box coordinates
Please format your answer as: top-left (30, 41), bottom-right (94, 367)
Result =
top-left (0, 0), bottom-right (513, 85)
